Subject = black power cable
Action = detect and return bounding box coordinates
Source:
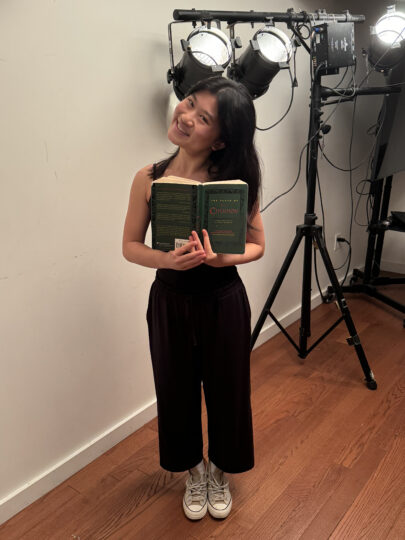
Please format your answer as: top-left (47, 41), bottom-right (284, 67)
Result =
top-left (260, 66), bottom-right (354, 213)
top-left (256, 35), bottom-right (298, 132)
top-left (314, 73), bottom-right (357, 296)
top-left (256, 67), bottom-right (295, 131)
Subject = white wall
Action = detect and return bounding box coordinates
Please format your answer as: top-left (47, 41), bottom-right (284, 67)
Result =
top-left (1, 0), bottom-right (401, 523)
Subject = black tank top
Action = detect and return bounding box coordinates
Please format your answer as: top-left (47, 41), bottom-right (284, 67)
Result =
top-left (151, 163), bottom-right (239, 293)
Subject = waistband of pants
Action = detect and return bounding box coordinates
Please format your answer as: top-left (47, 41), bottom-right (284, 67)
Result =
top-left (154, 273), bottom-right (244, 299)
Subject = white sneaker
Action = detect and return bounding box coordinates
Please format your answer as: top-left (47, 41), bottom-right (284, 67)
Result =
top-left (183, 461), bottom-right (208, 520)
top-left (207, 461), bottom-right (232, 519)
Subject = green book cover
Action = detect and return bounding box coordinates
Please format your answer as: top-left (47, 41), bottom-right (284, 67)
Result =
top-left (151, 176), bottom-right (248, 254)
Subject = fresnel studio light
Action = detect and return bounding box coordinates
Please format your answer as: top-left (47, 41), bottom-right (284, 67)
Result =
top-left (230, 23), bottom-right (293, 99)
top-left (167, 23), bottom-right (232, 100)
top-left (368, 4), bottom-right (405, 72)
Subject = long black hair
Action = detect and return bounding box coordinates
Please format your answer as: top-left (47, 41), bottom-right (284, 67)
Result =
top-left (151, 77), bottom-right (262, 220)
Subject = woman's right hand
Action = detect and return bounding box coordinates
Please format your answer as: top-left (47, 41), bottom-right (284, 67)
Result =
top-left (161, 238), bottom-right (206, 271)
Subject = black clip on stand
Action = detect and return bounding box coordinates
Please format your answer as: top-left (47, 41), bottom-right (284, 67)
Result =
top-left (250, 72), bottom-right (399, 390)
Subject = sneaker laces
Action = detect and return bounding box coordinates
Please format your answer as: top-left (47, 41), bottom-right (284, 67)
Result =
top-left (208, 475), bottom-right (230, 504)
top-left (185, 475), bottom-right (207, 505)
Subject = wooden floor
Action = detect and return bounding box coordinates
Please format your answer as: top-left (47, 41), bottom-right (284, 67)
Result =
top-left (1, 284), bottom-right (405, 539)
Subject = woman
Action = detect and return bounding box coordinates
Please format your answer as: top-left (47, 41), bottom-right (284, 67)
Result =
top-left (122, 76), bottom-right (265, 520)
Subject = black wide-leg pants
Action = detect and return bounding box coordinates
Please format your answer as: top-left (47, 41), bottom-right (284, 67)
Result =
top-left (147, 275), bottom-right (254, 474)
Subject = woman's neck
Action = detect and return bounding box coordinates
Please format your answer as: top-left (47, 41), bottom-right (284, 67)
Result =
top-left (166, 148), bottom-right (212, 182)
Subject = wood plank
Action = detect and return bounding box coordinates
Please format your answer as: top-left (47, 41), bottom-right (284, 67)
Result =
top-left (43, 468), bottom-right (175, 539)
top-left (386, 504), bottom-right (405, 540)
top-left (1, 485), bottom-right (78, 540)
top-left (300, 382), bottom-right (405, 539)
top-left (330, 437), bottom-right (405, 539)
top-left (102, 425), bottom-right (158, 473)
top-left (300, 443), bottom-right (387, 540)
top-left (242, 460), bottom-right (347, 539)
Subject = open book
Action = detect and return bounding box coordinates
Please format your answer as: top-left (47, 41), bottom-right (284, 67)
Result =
top-left (150, 176), bottom-right (248, 254)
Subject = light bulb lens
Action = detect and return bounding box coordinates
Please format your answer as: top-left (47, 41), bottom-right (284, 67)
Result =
top-left (256, 27), bottom-right (292, 63)
top-left (188, 26), bottom-right (232, 67)
top-left (376, 10), bottom-right (405, 45)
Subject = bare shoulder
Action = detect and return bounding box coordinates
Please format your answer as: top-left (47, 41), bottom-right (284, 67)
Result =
top-left (130, 164), bottom-right (154, 200)
top-left (132, 163), bottom-right (153, 186)
top-left (123, 165), bottom-right (154, 244)
top-left (136, 163), bottom-right (153, 179)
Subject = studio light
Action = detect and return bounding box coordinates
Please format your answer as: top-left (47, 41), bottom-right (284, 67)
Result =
top-left (375, 4), bottom-right (405, 44)
top-left (168, 25), bottom-right (232, 100)
top-left (368, 5), bottom-right (405, 72)
top-left (229, 24), bottom-right (293, 99)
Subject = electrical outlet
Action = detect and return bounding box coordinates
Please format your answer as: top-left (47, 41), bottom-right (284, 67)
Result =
top-left (334, 233), bottom-right (342, 251)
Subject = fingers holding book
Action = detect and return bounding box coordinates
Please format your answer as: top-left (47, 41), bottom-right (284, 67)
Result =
top-left (191, 230), bottom-right (222, 268)
top-left (164, 238), bottom-right (206, 271)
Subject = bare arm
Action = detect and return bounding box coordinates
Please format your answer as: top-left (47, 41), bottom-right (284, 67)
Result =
top-left (122, 166), bottom-right (206, 270)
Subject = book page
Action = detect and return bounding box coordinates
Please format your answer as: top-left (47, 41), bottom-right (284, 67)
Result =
top-left (153, 177), bottom-right (246, 186)
top-left (152, 176), bottom-right (201, 185)
top-left (204, 179), bottom-right (245, 185)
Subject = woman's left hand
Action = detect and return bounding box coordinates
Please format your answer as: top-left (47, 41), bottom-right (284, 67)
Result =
top-left (190, 230), bottom-right (223, 267)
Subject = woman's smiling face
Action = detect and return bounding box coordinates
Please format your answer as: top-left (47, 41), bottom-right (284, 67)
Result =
top-left (168, 91), bottom-right (225, 156)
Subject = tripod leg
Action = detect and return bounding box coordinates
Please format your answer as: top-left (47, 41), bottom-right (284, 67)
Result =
top-left (364, 178), bottom-right (383, 282)
top-left (314, 230), bottom-right (377, 390)
top-left (251, 229), bottom-right (304, 349)
top-left (372, 176), bottom-right (392, 278)
top-left (299, 233), bottom-right (313, 355)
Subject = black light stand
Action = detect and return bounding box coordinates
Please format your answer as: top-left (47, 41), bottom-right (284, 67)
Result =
top-left (338, 65), bottom-right (405, 323)
top-left (250, 78), bottom-right (400, 390)
top-left (342, 172), bottom-right (405, 323)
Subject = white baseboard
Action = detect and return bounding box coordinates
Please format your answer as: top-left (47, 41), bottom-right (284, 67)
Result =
top-left (380, 259), bottom-right (405, 274)
top-left (0, 400), bottom-right (157, 526)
